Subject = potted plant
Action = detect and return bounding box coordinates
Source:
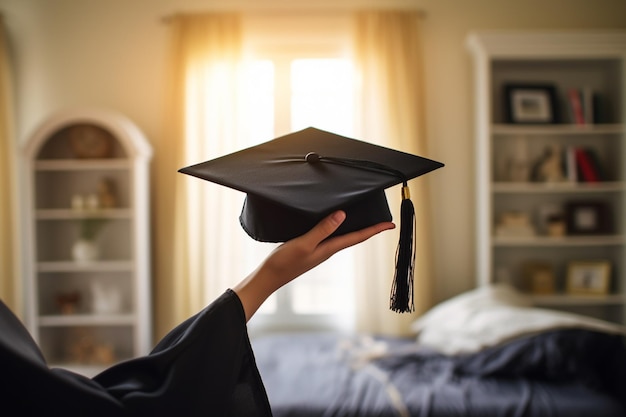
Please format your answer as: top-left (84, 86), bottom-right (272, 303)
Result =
top-left (72, 216), bottom-right (108, 263)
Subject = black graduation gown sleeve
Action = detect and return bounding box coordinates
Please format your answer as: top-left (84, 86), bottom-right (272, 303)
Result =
top-left (1, 289), bottom-right (273, 417)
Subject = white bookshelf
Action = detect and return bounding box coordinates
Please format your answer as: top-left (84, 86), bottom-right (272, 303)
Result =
top-left (467, 31), bottom-right (626, 324)
top-left (20, 108), bottom-right (153, 376)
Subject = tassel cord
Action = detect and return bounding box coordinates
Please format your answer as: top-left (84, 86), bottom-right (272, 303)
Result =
top-left (390, 194), bottom-right (415, 313)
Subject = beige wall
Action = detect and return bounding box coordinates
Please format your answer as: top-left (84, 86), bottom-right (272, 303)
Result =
top-left (2, 0), bottom-right (625, 305)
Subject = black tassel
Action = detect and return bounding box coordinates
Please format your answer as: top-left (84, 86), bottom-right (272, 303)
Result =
top-left (390, 184), bottom-right (415, 313)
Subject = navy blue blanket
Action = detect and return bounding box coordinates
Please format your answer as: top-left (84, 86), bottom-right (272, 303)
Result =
top-left (253, 330), bottom-right (626, 417)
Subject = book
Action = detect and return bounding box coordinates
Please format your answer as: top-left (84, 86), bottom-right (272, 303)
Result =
top-left (582, 86), bottom-right (595, 124)
top-left (568, 88), bottom-right (586, 125)
top-left (583, 147), bottom-right (604, 181)
top-left (574, 147), bottom-right (601, 182)
top-left (563, 146), bottom-right (578, 183)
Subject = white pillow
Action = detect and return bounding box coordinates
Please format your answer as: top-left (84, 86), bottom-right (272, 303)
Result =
top-left (412, 284), bottom-right (626, 355)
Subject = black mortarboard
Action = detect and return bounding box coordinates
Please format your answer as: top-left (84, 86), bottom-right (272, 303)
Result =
top-left (179, 127), bottom-right (444, 312)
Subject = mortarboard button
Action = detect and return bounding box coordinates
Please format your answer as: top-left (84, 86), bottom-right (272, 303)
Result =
top-left (179, 127), bottom-right (444, 313)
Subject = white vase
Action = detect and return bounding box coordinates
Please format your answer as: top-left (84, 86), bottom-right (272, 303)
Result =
top-left (72, 239), bottom-right (99, 263)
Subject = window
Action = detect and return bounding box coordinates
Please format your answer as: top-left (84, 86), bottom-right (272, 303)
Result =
top-left (243, 46), bottom-right (357, 334)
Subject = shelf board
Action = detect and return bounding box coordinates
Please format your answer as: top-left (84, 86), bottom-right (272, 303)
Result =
top-left (492, 123), bottom-right (625, 136)
top-left (37, 260), bottom-right (134, 272)
top-left (35, 158), bottom-right (131, 171)
top-left (492, 181), bottom-right (626, 193)
top-left (530, 293), bottom-right (626, 306)
top-left (39, 313), bottom-right (136, 326)
top-left (36, 208), bottom-right (132, 219)
top-left (493, 235), bottom-right (625, 247)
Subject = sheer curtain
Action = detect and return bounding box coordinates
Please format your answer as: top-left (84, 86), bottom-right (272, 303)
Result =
top-left (0, 14), bottom-right (19, 312)
top-left (154, 13), bottom-right (266, 338)
top-left (353, 11), bottom-right (434, 335)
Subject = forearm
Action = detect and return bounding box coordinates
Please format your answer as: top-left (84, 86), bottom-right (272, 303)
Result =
top-left (232, 267), bottom-right (279, 322)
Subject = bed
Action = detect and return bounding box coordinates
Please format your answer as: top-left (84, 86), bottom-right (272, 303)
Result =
top-left (252, 284), bottom-right (626, 417)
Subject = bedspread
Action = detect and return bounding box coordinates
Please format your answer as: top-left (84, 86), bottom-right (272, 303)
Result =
top-left (253, 331), bottom-right (626, 417)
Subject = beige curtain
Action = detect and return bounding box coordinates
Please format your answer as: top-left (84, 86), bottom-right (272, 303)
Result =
top-left (0, 14), bottom-right (18, 312)
top-left (154, 13), bottom-right (261, 339)
top-left (353, 11), bottom-right (434, 335)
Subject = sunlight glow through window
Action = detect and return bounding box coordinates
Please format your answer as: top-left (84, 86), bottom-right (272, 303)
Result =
top-left (243, 60), bottom-right (274, 144)
top-left (245, 57), bottom-right (356, 320)
top-left (291, 59), bottom-right (354, 135)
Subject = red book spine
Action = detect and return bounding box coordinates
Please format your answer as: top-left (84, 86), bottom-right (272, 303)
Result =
top-left (569, 88), bottom-right (585, 125)
top-left (575, 148), bottom-right (599, 182)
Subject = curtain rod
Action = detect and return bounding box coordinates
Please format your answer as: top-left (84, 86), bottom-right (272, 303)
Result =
top-left (161, 9), bottom-right (426, 24)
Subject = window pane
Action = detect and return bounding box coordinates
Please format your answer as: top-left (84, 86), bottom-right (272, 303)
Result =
top-left (291, 59), bottom-right (354, 135)
top-left (291, 250), bottom-right (355, 314)
top-left (243, 60), bottom-right (275, 144)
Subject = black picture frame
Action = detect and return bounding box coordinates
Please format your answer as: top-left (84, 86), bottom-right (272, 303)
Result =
top-left (504, 84), bottom-right (559, 124)
top-left (565, 201), bottom-right (611, 235)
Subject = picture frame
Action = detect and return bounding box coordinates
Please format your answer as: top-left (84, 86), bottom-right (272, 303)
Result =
top-left (504, 84), bottom-right (559, 124)
top-left (566, 261), bottom-right (611, 295)
top-left (565, 201), bottom-right (610, 235)
top-left (522, 261), bottom-right (556, 294)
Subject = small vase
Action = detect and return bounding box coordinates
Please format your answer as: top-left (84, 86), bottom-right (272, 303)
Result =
top-left (72, 239), bottom-right (99, 263)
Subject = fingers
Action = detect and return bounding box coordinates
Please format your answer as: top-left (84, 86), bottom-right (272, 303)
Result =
top-left (319, 220), bottom-right (395, 255)
top-left (301, 210), bottom-right (395, 256)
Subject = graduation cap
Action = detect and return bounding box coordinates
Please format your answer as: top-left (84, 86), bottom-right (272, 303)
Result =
top-left (179, 127), bottom-right (444, 313)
